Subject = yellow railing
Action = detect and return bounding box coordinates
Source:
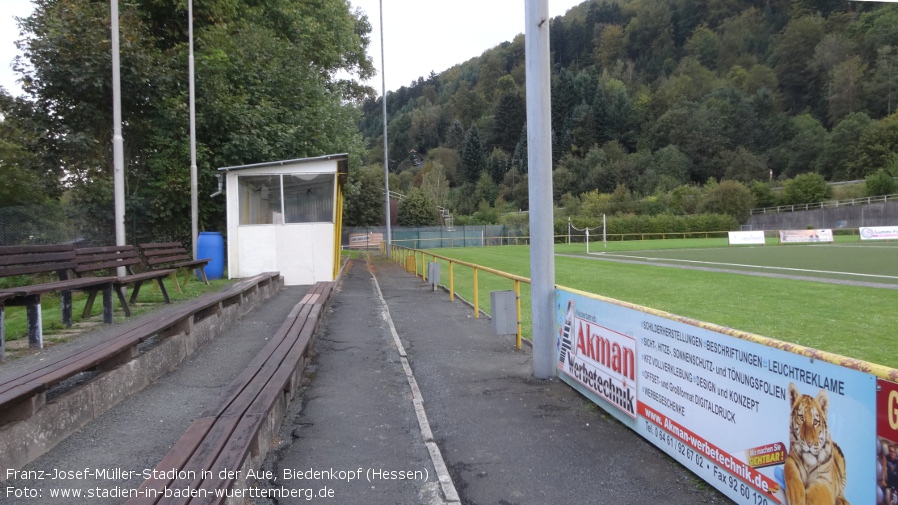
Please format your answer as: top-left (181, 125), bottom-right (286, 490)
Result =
top-left (388, 244), bottom-right (528, 349)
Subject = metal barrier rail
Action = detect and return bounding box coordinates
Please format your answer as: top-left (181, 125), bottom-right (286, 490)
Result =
top-left (751, 193), bottom-right (898, 215)
top-left (388, 244), bottom-right (529, 350)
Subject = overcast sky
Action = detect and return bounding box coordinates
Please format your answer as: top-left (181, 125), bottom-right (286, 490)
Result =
top-left (0, 0), bottom-right (585, 97)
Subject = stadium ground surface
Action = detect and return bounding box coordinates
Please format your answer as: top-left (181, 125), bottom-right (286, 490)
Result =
top-left (427, 238), bottom-right (898, 369)
top-left (571, 240), bottom-right (898, 288)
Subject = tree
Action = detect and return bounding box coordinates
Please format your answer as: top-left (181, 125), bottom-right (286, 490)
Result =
top-left (867, 46), bottom-right (898, 117)
top-left (0, 91), bottom-right (48, 206)
top-left (721, 148), bottom-right (768, 183)
top-left (773, 15), bottom-right (825, 112)
top-left (397, 188), bottom-right (439, 226)
top-left (343, 166), bottom-right (385, 226)
top-left (847, 112), bottom-right (898, 179)
top-left (780, 114), bottom-right (827, 178)
top-left (817, 112), bottom-right (872, 180)
top-left (685, 25), bottom-right (720, 69)
top-left (827, 56), bottom-right (866, 125)
top-left (782, 173), bottom-right (831, 205)
top-left (491, 77), bottom-right (525, 154)
top-left (865, 168), bottom-right (897, 196)
top-left (445, 120), bottom-right (466, 149)
top-left (750, 181), bottom-right (778, 208)
top-left (699, 180), bottom-right (756, 222)
top-left (460, 125), bottom-right (486, 183)
top-left (419, 161), bottom-right (450, 208)
top-left (15, 0), bottom-right (374, 243)
top-left (594, 24), bottom-right (626, 69)
top-left (426, 147), bottom-right (461, 185)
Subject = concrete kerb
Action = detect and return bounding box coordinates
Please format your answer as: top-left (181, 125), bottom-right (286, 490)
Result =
top-left (0, 274), bottom-right (282, 477)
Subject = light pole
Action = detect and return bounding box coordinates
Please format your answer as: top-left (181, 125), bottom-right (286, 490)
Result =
top-left (189, 0), bottom-right (198, 259)
top-left (526, 0), bottom-right (555, 379)
top-left (380, 0), bottom-right (391, 257)
top-left (111, 0), bottom-right (126, 276)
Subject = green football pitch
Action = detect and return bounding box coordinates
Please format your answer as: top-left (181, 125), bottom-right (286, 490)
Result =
top-left (420, 237), bottom-right (898, 370)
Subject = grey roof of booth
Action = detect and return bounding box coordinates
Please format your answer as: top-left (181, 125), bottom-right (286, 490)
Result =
top-left (217, 153), bottom-right (349, 172)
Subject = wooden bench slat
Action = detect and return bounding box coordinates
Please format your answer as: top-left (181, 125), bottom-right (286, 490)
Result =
top-left (130, 417), bottom-right (218, 505)
top-left (0, 251), bottom-right (75, 267)
top-left (138, 242), bottom-right (181, 249)
top-left (2, 276), bottom-right (115, 297)
top-left (157, 417), bottom-right (245, 505)
top-left (74, 258), bottom-right (142, 273)
top-left (0, 262), bottom-right (78, 277)
top-left (0, 244), bottom-right (74, 255)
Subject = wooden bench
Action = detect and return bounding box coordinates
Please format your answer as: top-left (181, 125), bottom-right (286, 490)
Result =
top-left (75, 245), bottom-right (176, 318)
top-left (140, 242), bottom-right (212, 292)
top-left (0, 272), bottom-right (282, 428)
top-left (128, 281), bottom-right (336, 505)
top-left (0, 244), bottom-right (115, 356)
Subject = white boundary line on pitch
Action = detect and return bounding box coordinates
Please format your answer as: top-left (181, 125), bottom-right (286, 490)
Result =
top-left (584, 251), bottom-right (898, 281)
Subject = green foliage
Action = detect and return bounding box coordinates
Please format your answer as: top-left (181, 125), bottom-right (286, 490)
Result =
top-left (699, 180), bottom-right (756, 223)
top-left (865, 169), bottom-right (897, 197)
top-left (460, 125), bottom-right (486, 183)
top-left (397, 189), bottom-right (439, 226)
top-left (602, 213), bottom-right (738, 236)
top-left (750, 182), bottom-right (778, 208)
top-left (353, 0), bottom-right (898, 224)
top-left (847, 112), bottom-right (898, 179)
top-left (343, 166), bottom-right (385, 227)
top-left (782, 173), bottom-right (831, 205)
top-left (10, 0), bottom-right (372, 243)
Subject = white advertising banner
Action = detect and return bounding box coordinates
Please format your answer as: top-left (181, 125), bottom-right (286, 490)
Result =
top-left (778, 229), bottom-right (834, 243)
top-left (728, 231), bottom-right (766, 246)
top-left (555, 288), bottom-right (876, 505)
top-left (860, 226), bottom-right (898, 241)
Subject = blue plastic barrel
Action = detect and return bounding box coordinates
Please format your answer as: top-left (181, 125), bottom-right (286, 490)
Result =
top-left (196, 231), bottom-right (225, 280)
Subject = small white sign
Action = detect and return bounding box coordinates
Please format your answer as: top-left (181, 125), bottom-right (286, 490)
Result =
top-left (728, 231), bottom-right (766, 246)
top-left (859, 226), bottom-right (898, 240)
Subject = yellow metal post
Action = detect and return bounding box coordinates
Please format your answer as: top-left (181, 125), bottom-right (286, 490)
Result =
top-left (473, 267), bottom-right (479, 318)
top-left (449, 261), bottom-right (455, 302)
top-left (515, 279), bottom-right (522, 349)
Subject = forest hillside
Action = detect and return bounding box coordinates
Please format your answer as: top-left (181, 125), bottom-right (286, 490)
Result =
top-left (351, 0), bottom-right (898, 227)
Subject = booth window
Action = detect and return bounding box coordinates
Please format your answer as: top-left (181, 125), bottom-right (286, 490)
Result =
top-left (238, 175), bottom-right (282, 224)
top-left (283, 173), bottom-right (334, 223)
top-left (238, 173), bottom-right (334, 225)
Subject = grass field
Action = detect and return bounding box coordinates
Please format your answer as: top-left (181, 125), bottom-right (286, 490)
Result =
top-left (415, 237), bottom-right (898, 369)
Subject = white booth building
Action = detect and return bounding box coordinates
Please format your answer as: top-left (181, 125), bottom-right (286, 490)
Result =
top-left (219, 154), bottom-right (347, 285)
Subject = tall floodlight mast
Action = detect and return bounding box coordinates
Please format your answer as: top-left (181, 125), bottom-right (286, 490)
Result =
top-left (525, 0), bottom-right (555, 379)
top-left (111, 0), bottom-right (126, 276)
top-left (380, 0), bottom-right (392, 257)
top-left (189, 0), bottom-right (199, 259)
